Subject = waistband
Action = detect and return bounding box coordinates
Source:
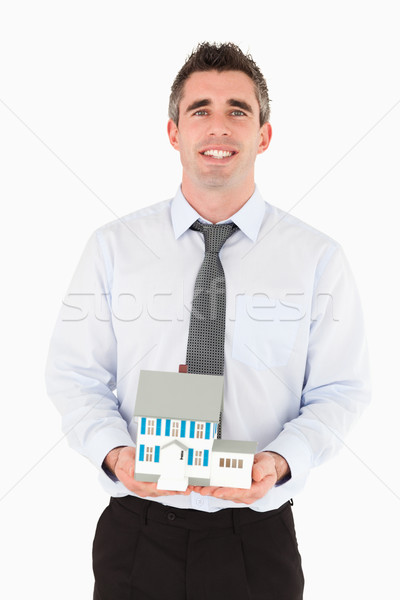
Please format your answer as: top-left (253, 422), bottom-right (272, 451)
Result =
top-left (111, 495), bottom-right (292, 532)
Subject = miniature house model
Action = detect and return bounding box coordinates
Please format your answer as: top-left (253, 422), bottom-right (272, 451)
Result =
top-left (134, 370), bottom-right (257, 491)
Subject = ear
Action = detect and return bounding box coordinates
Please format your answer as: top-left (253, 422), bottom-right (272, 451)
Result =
top-left (167, 119), bottom-right (180, 150)
top-left (257, 122), bottom-right (272, 155)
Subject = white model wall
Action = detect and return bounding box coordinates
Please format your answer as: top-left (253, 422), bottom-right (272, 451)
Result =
top-left (210, 452), bottom-right (253, 489)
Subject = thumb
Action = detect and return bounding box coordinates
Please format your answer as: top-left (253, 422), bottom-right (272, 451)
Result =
top-left (117, 447), bottom-right (136, 478)
top-left (252, 452), bottom-right (276, 483)
top-left (252, 458), bottom-right (267, 482)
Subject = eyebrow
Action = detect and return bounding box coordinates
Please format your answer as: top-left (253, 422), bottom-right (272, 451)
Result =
top-left (185, 98), bottom-right (254, 114)
top-left (185, 99), bottom-right (211, 113)
top-left (227, 99), bottom-right (253, 114)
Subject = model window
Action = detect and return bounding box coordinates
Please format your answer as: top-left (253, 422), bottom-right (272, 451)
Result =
top-left (219, 458), bottom-right (244, 469)
top-left (196, 423), bottom-right (204, 439)
top-left (194, 450), bottom-right (203, 466)
top-left (171, 420), bottom-right (180, 437)
top-left (145, 447), bottom-right (154, 462)
top-left (146, 419), bottom-right (155, 435)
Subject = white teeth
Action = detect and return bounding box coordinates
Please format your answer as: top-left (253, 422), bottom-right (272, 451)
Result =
top-left (203, 149), bottom-right (233, 158)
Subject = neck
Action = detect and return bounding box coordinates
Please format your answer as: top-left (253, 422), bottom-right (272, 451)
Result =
top-left (181, 178), bottom-right (255, 224)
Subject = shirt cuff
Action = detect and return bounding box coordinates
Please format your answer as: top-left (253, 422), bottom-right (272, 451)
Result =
top-left (84, 427), bottom-right (135, 471)
top-left (262, 430), bottom-right (313, 489)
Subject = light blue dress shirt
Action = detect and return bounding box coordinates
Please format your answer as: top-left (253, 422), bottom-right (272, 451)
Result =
top-left (46, 186), bottom-right (370, 512)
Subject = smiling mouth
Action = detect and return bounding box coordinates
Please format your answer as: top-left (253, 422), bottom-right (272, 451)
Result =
top-left (201, 149), bottom-right (236, 159)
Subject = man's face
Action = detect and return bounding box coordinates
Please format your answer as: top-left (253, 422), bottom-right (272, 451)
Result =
top-left (167, 70), bottom-right (271, 193)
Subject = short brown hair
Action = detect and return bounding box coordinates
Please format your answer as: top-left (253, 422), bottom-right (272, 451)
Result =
top-left (169, 42), bottom-right (271, 126)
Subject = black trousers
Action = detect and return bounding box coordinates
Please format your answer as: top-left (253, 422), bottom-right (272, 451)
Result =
top-left (93, 496), bottom-right (304, 600)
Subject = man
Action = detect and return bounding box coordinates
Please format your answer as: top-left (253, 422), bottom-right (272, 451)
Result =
top-left (46, 42), bottom-right (370, 599)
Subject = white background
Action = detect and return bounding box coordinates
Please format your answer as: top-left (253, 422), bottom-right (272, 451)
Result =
top-left (1, 1), bottom-right (399, 598)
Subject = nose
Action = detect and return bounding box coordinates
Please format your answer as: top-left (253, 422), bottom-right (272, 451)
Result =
top-left (206, 114), bottom-right (231, 137)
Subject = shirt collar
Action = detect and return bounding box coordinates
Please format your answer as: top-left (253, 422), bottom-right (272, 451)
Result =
top-left (171, 185), bottom-right (266, 242)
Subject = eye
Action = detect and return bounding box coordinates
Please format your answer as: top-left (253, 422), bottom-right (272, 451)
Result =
top-left (231, 110), bottom-right (246, 116)
top-left (194, 110), bottom-right (208, 116)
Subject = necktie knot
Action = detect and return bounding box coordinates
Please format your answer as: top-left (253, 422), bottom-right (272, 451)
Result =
top-left (190, 220), bottom-right (238, 253)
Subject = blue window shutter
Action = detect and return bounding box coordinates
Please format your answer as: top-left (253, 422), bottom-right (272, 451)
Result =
top-left (140, 418), bottom-right (146, 435)
top-left (156, 419), bottom-right (162, 436)
top-left (188, 449), bottom-right (193, 466)
top-left (205, 423), bottom-right (210, 440)
top-left (204, 449), bottom-right (209, 467)
top-left (139, 445), bottom-right (145, 461)
top-left (165, 419), bottom-right (171, 436)
top-left (180, 420), bottom-right (186, 438)
top-left (190, 421), bottom-right (195, 438)
top-left (154, 446), bottom-right (160, 463)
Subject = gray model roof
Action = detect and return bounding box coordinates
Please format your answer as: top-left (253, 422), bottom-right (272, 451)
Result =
top-left (211, 439), bottom-right (258, 455)
top-left (134, 370), bottom-right (224, 422)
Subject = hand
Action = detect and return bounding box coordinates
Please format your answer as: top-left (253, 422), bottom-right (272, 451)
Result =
top-left (191, 451), bottom-right (290, 505)
top-left (104, 446), bottom-right (192, 498)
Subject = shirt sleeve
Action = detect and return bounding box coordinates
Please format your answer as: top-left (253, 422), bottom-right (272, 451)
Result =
top-left (45, 231), bottom-right (134, 470)
top-left (263, 244), bottom-right (371, 493)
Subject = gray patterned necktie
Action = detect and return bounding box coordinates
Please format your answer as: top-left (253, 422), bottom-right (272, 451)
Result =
top-left (186, 220), bottom-right (238, 437)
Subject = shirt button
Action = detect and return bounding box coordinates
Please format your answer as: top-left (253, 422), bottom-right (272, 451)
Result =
top-left (195, 498), bottom-right (204, 507)
top-left (167, 512), bottom-right (176, 521)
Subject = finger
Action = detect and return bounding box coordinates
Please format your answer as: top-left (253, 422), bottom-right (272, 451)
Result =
top-left (216, 475), bottom-right (276, 504)
top-left (212, 488), bottom-right (253, 504)
top-left (136, 483), bottom-right (177, 498)
top-left (197, 486), bottom-right (222, 496)
top-left (155, 487), bottom-right (190, 496)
